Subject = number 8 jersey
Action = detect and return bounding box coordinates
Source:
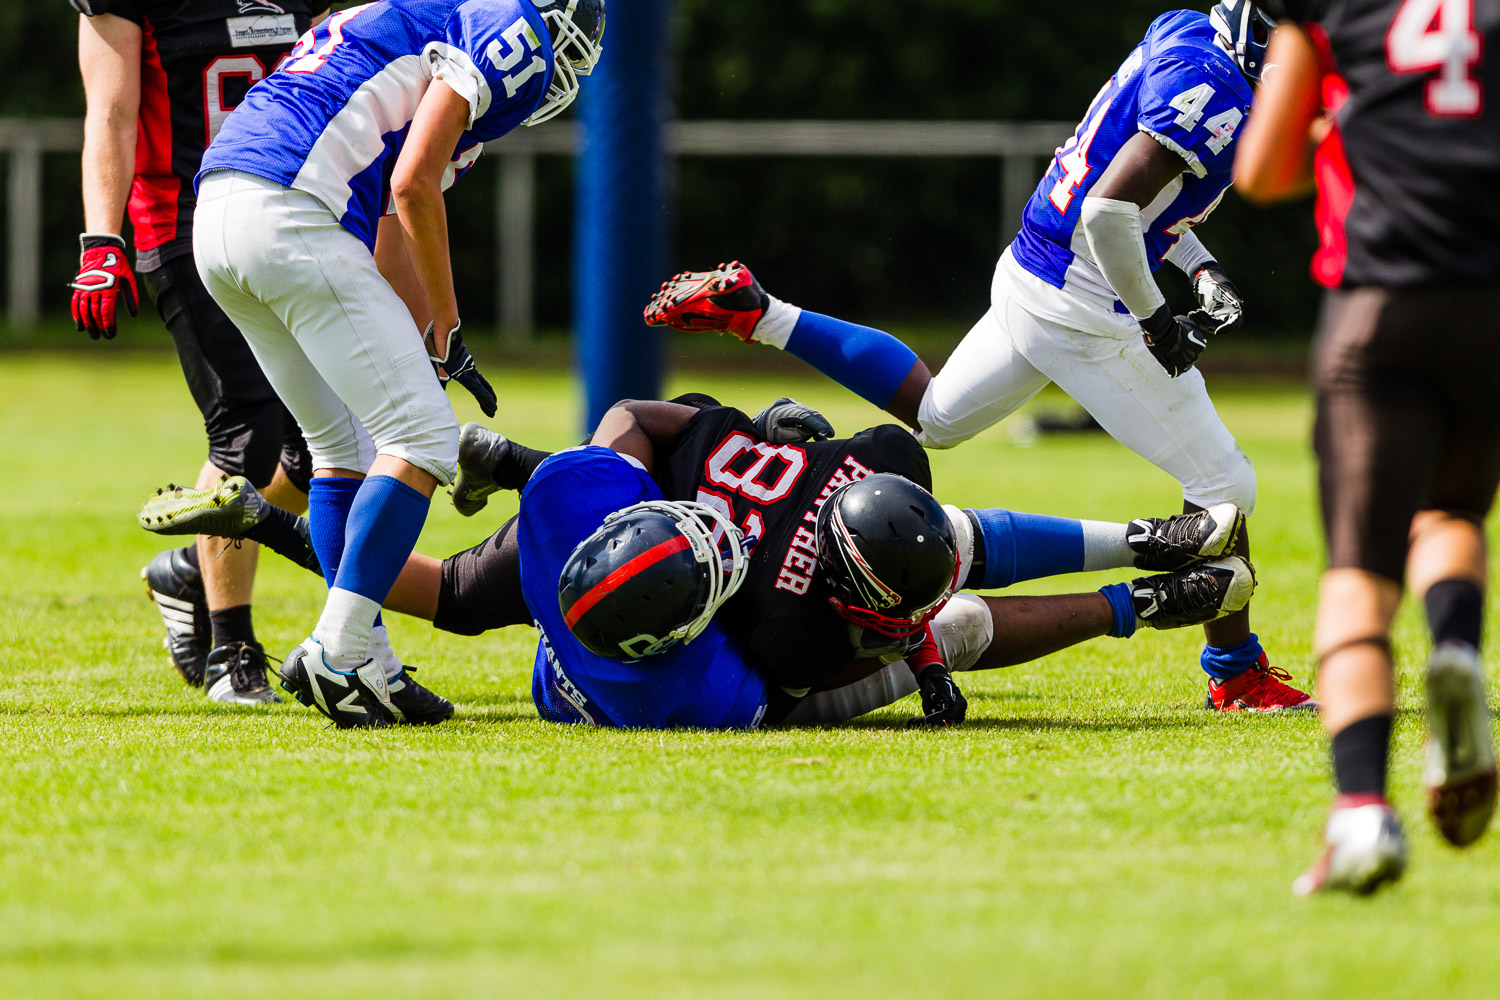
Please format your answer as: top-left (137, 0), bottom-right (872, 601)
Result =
top-left (1009, 11), bottom-right (1252, 330)
top-left (198, 0), bottom-right (554, 251)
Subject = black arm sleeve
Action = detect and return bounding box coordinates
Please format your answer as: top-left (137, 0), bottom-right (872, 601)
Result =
top-left (71, 0), bottom-right (146, 24)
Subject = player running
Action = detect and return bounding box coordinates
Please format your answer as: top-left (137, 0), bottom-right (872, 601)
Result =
top-left (646, 3), bottom-right (1313, 713)
top-left (70, 0), bottom-right (329, 704)
top-left (139, 397), bottom-right (1257, 728)
top-left (1237, 0), bottom-right (1500, 895)
top-left (190, 0), bottom-right (605, 726)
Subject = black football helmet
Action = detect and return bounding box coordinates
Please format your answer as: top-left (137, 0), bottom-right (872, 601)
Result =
top-left (528, 0), bottom-right (606, 125)
top-left (814, 474), bottom-right (960, 639)
top-left (559, 500), bottom-right (751, 660)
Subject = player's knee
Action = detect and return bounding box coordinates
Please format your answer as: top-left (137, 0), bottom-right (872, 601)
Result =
top-left (915, 389), bottom-right (979, 451)
top-left (1183, 448), bottom-right (1257, 517)
top-left (376, 413), bottom-right (461, 485)
top-left (931, 593), bottom-right (993, 672)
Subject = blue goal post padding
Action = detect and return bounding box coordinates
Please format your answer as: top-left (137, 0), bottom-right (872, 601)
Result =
top-left (573, 0), bottom-right (673, 432)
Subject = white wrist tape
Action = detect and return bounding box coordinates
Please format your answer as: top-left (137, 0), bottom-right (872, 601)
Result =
top-left (1164, 229), bottom-right (1216, 277)
top-left (1080, 197), bottom-right (1166, 321)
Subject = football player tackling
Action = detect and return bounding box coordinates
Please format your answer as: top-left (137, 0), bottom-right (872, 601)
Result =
top-left (646, 3), bottom-right (1313, 714)
top-left (191, 0), bottom-right (605, 725)
top-left (1239, 0), bottom-right (1500, 894)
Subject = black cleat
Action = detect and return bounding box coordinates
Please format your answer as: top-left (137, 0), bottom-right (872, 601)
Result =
top-left (141, 546), bottom-right (210, 686)
top-left (450, 422), bottom-right (547, 517)
top-left (386, 666), bottom-right (455, 725)
top-left (1127, 502), bottom-right (1246, 572)
top-left (204, 641), bottom-right (281, 705)
top-left (1131, 555), bottom-right (1256, 630)
top-left (278, 639), bottom-right (395, 729)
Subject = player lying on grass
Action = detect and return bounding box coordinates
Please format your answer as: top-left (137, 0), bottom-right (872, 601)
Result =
top-left (139, 397), bottom-right (1255, 729)
top-left (643, 3), bottom-right (1314, 715)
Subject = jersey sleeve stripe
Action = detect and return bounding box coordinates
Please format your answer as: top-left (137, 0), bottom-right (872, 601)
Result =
top-left (1138, 126), bottom-right (1208, 177)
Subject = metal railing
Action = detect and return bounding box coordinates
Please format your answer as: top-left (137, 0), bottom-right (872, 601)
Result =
top-left (1, 118), bottom-right (1072, 335)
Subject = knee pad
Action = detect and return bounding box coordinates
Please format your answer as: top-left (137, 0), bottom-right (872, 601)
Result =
top-left (930, 593), bottom-right (994, 672)
top-left (1182, 448), bottom-right (1258, 516)
top-left (205, 399), bottom-right (289, 488)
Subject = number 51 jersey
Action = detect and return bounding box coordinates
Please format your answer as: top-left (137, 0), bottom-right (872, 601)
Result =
top-left (199, 0), bottom-right (555, 251)
top-left (1009, 10), bottom-right (1252, 329)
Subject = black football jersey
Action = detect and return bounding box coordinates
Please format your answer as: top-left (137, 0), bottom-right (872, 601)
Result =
top-left (72, 0), bottom-right (321, 270)
top-left (654, 406), bottom-right (933, 690)
top-left (1264, 0), bottom-right (1500, 287)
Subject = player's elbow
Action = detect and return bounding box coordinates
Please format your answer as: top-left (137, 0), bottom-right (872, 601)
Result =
top-left (389, 166), bottom-right (440, 212)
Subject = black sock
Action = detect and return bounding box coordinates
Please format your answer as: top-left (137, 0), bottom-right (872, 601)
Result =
top-left (244, 507), bottom-right (324, 577)
top-left (209, 604), bottom-right (256, 650)
top-left (495, 441), bottom-right (552, 491)
top-left (179, 543), bottom-right (200, 571)
top-left (1425, 578), bottom-right (1483, 649)
top-left (1331, 714), bottom-right (1394, 798)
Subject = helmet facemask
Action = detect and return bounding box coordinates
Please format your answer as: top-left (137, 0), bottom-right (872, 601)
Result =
top-left (526, 0), bottom-right (606, 126)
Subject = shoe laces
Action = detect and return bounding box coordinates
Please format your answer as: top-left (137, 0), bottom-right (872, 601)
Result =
top-left (1235, 662), bottom-right (1304, 702)
top-left (228, 645), bottom-right (267, 693)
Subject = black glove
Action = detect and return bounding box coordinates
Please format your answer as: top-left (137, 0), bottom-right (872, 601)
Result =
top-left (1139, 305), bottom-right (1212, 378)
top-left (752, 397), bottom-right (835, 444)
top-left (908, 665), bottom-right (968, 727)
top-left (423, 320), bottom-right (497, 417)
top-left (1190, 263), bottom-right (1244, 337)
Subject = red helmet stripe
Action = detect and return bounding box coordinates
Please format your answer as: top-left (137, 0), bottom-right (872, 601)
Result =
top-left (563, 534), bottom-right (693, 629)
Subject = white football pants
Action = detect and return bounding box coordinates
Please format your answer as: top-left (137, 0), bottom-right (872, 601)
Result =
top-left (194, 170), bottom-right (459, 484)
top-left (915, 262), bottom-right (1256, 514)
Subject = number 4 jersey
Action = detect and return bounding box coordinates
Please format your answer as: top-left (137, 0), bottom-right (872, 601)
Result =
top-left (71, 0), bottom-right (321, 271)
top-left (1008, 10), bottom-right (1252, 332)
top-left (198, 0), bottom-right (555, 251)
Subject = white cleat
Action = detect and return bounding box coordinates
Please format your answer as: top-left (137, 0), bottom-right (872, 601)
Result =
top-left (1425, 642), bottom-right (1498, 847)
top-left (1294, 797), bottom-right (1407, 896)
top-left (1127, 502), bottom-right (1246, 572)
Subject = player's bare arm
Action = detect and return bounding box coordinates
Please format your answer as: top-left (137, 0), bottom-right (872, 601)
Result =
top-left (374, 215), bottom-right (433, 331)
top-left (591, 400), bottom-right (701, 469)
top-left (1235, 24), bottom-right (1324, 204)
top-left (72, 12), bottom-right (143, 339)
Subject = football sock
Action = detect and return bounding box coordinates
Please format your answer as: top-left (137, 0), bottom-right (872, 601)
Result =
top-left (369, 623), bottom-right (404, 682)
top-left (179, 543), bottom-right (200, 571)
top-left (493, 440), bottom-right (552, 491)
top-left (1098, 582), bottom-right (1138, 638)
top-left (1331, 713), bottom-right (1394, 797)
top-left (315, 476), bottom-right (430, 670)
top-left (1200, 633), bottom-right (1265, 681)
top-left (759, 302), bottom-right (919, 409)
top-left (1425, 578), bottom-right (1484, 649)
top-left (307, 476), bottom-right (362, 589)
top-left (244, 504), bottom-right (323, 575)
top-left (967, 508), bottom-right (1118, 588)
top-left (209, 604), bottom-right (256, 650)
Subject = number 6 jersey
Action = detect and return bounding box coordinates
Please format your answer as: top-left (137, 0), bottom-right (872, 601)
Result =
top-left (1009, 10), bottom-right (1252, 332)
top-left (198, 0), bottom-right (554, 250)
top-left (70, 0), bottom-right (321, 271)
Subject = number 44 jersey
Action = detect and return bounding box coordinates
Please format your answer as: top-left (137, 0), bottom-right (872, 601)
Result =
top-left (1009, 10), bottom-right (1252, 331)
top-left (71, 0), bottom-right (320, 271)
top-left (199, 0), bottom-right (555, 251)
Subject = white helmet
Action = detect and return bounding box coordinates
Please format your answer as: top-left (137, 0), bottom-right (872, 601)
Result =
top-left (526, 0), bottom-right (606, 125)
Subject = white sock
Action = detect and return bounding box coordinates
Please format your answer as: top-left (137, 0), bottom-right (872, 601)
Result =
top-left (314, 587), bottom-right (381, 672)
top-left (753, 295), bottom-right (802, 349)
top-left (369, 624), bottom-right (405, 682)
top-left (1081, 520), bottom-right (1136, 571)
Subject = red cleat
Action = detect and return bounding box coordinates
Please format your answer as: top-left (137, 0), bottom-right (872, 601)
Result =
top-left (1206, 653), bottom-right (1318, 712)
top-left (643, 261), bottom-right (768, 342)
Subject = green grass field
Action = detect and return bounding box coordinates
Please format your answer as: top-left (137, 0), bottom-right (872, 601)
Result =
top-left (3, 348), bottom-right (1499, 999)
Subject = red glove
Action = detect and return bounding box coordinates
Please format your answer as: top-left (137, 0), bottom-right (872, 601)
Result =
top-left (70, 234), bottom-right (139, 340)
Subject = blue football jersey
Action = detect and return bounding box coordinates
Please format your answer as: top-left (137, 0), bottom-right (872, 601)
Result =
top-left (518, 447), bottom-right (769, 731)
top-left (198, 0), bottom-right (554, 250)
top-left (1009, 11), bottom-right (1252, 318)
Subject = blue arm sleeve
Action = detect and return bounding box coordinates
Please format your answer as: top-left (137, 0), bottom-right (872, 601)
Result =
top-left (784, 310), bottom-right (920, 409)
top-left (967, 508), bottom-right (1087, 590)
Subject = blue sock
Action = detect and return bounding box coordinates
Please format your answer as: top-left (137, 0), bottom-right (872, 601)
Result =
top-left (785, 310), bottom-right (919, 408)
top-left (333, 475), bottom-right (430, 605)
top-left (307, 476), bottom-right (362, 588)
top-left (1098, 583), bottom-right (1137, 638)
top-left (1201, 633), bottom-right (1264, 681)
top-left (968, 508), bottom-right (1086, 589)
